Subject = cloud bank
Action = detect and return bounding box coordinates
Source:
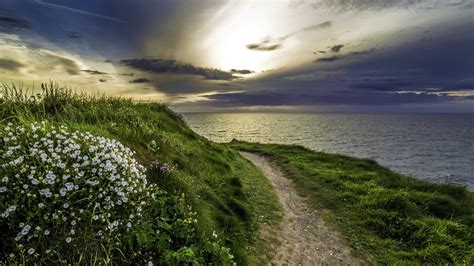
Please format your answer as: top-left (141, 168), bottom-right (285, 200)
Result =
top-left (121, 58), bottom-right (238, 80)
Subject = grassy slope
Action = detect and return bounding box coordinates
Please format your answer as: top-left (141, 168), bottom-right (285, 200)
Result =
top-left (0, 86), bottom-right (281, 264)
top-left (229, 141), bottom-right (474, 264)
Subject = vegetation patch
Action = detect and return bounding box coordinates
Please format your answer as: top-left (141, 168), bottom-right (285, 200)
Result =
top-left (230, 140), bottom-right (474, 264)
top-left (0, 121), bottom-right (233, 264)
top-left (0, 84), bottom-right (281, 264)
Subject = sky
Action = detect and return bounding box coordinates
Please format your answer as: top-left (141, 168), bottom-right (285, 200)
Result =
top-left (0, 0), bottom-right (473, 112)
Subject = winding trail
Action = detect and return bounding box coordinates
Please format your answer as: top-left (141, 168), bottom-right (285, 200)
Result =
top-left (240, 151), bottom-right (360, 265)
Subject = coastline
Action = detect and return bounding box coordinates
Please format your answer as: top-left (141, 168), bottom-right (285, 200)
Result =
top-left (183, 112), bottom-right (474, 190)
top-left (1, 87), bottom-right (472, 264)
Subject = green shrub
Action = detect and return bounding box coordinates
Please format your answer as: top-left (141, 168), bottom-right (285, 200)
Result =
top-left (0, 84), bottom-right (282, 264)
top-left (0, 121), bottom-right (233, 264)
top-left (0, 121), bottom-right (155, 262)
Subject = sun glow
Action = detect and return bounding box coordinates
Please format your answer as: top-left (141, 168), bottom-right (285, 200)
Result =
top-left (196, 1), bottom-right (296, 72)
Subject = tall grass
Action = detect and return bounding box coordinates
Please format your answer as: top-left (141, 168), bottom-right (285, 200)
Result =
top-left (1, 83), bottom-right (282, 264)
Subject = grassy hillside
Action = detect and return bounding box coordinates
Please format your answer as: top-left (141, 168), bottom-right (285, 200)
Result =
top-left (3, 83), bottom-right (472, 264)
top-left (230, 141), bottom-right (474, 264)
top-left (0, 84), bottom-right (281, 264)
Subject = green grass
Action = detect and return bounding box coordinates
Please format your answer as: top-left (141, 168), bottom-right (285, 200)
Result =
top-left (4, 82), bottom-right (471, 264)
top-left (229, 140), bottom-right (474, 264)
top-left (0, 83), bottom-right (282, 264)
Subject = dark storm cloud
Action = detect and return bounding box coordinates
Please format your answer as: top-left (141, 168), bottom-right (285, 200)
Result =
top-left (339, 29), bottom-right (474, 93)
top-left (67, 32), bottom-right (81, 39)
top-left (349, 79), bottom-right (414, 91)
top-left (120, 58), bottom-right (237, 80)
top-left (82, 69), bottom-right (107, 75)
top-left (331, 44), bottom-right (344, 53)
top-left (246, 39), bottom-right (283, 51)
top-left (345, 72), bottom-right (474, 93)
top-left (147, 78), bottom-right (239, 95)
top-left (1, 0), bottom-right (472, 112)
top-left (0, 58), bottom-right (25, 72)
top-left (0, 0), bottom-right (177, 60)
top-left (129, 78), bottom-right (150, 83)
top-left (315, 56), bottom-right (340, 62)
top-left (247, 21), bottom-right (331, 51)
top-left (0, 9), bottom-right (31, 31)
top-left (313, 44), bottom-right (344, 54)
top-left (315, 48), bottom-right (377, 62)
top-left (231, 69), bottom-right (254, 75)
top-left (235, 20), bottom-right (474, 111)
top-left (450, 78), bottom-right (474, 90)
top-left (205, 90), bottom-right (454, 106)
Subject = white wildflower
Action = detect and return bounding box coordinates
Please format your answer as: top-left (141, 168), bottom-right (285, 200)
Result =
top-left (27, 248), bottom-right (35, 255)
top-left (21, 225), bottom-right (31, 236)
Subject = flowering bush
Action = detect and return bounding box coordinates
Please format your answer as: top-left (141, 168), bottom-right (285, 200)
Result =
top-left (0, 121), bottom-right (156, 262)
top-left (150, 161), bottom-right (176, 175)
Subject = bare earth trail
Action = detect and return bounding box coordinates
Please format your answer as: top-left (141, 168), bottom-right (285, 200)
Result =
top-left (240, 151), bottom-right (360, 265)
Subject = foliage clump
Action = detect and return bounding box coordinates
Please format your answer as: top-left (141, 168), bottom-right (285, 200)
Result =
top-left (0, 121), bottom-right (233, 264)
top-left (0, 84), bottom-right (281, 264)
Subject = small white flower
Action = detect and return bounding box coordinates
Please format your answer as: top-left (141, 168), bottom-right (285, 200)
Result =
top-left (44, 230), bottom-right (50, 235)
top-left (21, 225), bottom-right (31, 235)
top-left (66, 237), bottom-right (72, 243)
top-left (27, 248), bottom-right (35, 255)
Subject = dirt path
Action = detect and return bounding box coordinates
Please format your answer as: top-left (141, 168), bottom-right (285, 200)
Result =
top-left (240, 151), bottom-right (360, 265)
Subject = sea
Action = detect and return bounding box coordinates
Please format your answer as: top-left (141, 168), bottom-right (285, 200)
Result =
top-left (182, 113), bottom-right (474, 190)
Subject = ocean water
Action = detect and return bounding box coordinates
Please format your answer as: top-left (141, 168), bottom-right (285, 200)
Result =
top-left (182, 113), bottom-right (474, 189)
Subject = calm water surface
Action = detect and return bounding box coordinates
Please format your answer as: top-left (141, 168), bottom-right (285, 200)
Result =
top-left (182, 113), bottom-right (474, 189)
